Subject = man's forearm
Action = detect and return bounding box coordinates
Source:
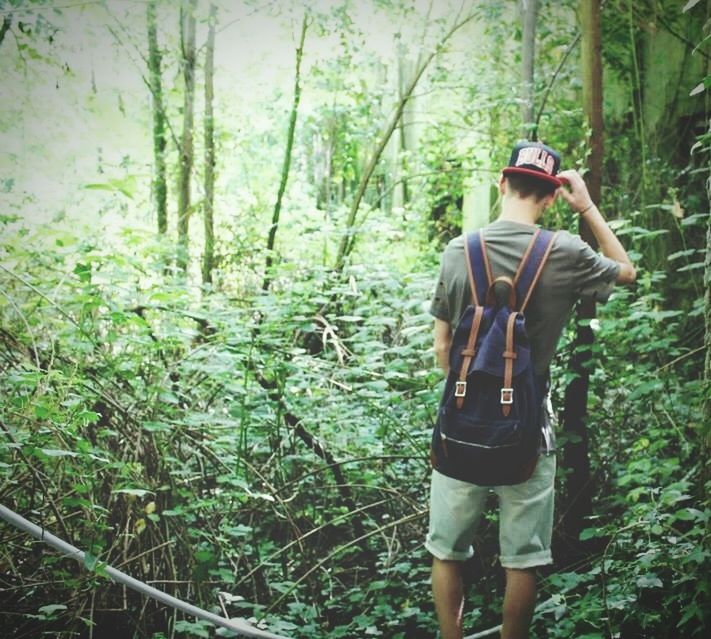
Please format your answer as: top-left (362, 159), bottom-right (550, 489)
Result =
top-left (434, 343), bottom-right (450, 374)
top-left (557, 170), bottom-right (636, 284)
top-left (433, 319), bottom-right (452, 375)
top-left (581, 205), bottom-right (637, 283)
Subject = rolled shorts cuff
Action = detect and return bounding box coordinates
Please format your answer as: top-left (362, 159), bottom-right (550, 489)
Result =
top-left (425, 537), bottom-right (474, 562)
top-left (499, 549), bottom-right (552, 570)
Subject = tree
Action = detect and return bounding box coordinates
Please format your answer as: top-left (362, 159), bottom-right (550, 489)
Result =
top-left (202, 3), bottom-right (217, 285)
top-left (705, 152), bottom-right (711, 492)
top-left (520, 0), bottom-right (538, 137)
top-left (177, 0), bottom-right (197, 272)
top-left (703, 0), bottom-right (711, 494)
top-left (560, 0), bottom-right (603, 551)
top-left (147, 0), bottom-right (168, 235)
top-left (262, 15), bottom-right (308, 291)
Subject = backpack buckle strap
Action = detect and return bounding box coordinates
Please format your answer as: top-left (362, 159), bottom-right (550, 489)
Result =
top-left (502, 312), bottom-right (518, 416)
top-left (455, 305), bottom-right (484, 409)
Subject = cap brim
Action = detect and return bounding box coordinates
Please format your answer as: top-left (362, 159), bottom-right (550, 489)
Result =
top-left (502, 166), bottom-right (562, 188)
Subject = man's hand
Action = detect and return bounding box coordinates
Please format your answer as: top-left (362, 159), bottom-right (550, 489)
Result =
top-left (557, 169), bottom-right (594, 213)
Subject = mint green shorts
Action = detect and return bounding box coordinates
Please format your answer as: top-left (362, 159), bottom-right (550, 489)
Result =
top-left (425, 454), bottom-right (556, 569)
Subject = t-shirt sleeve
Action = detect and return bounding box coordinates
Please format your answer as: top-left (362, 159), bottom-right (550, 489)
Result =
top-left (571, 238), bottom-right (620, 303)
top-left (429, 255), bottom-right (450, 322)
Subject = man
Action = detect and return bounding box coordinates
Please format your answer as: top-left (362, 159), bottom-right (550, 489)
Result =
top-left (426, 141), bottom-right (636, 639)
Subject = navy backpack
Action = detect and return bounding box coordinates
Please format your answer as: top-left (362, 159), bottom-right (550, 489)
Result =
top-left (431, 228), bottom-right (558, 486)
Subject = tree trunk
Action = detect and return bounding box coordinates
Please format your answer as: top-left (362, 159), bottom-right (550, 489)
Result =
top-left (703, 0), bottom-right (711, 496)
top-left (177, 0), bottom-right (197, 273)
top-left (397, 55), bottom-right (411, 207)
top-left (202, 3), bottom-right (217, 285)
top-left (560, 0), bottom-right (603, 554)
top-left (333, 10), bottom-right (477, 272)
top-left (147, 0), bottom-right (168, 236)
top-left (520, 0), bottom-right (538, 137)
top-left (262, 15), bottom-right (308, 292)
top-left (704, 165), bottom-right (711, 495)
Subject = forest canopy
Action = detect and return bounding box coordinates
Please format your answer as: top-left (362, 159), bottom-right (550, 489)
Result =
top-left (1, 0), bottom-right (709, 637)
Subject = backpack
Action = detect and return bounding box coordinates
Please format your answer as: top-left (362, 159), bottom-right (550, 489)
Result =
top-left (430, 228), bottom-right (558, 486)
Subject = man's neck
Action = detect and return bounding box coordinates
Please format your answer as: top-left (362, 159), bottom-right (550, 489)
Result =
top-left (498, 195), bottom-right (543, 226)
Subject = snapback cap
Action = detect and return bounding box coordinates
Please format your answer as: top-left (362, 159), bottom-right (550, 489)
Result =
top-left (501, 141), bottom-right (563, 187)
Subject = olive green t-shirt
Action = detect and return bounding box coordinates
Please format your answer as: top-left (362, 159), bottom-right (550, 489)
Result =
top-left (429, 219), bottom-right (620, 375)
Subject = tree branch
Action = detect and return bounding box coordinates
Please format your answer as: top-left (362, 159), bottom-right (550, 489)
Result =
top-left (532, 31), bottom-right (581, 140)
top-left (262, 14), bottom-right (308, 291)
top-left (0, 14), bottom-right (11, 49)
top-left (333, 9), bottom-right (478, 272)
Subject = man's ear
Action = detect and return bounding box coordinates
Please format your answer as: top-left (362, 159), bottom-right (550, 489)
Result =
top-left (498, 174), bottom-right (506, 195)
top-left (542, 190), bottom-right (558, 209)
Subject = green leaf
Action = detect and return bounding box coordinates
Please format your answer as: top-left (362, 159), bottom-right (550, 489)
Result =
top-left (40, 448), bottom-right (79, 457)
top-left (38, 604), bottom-right (67, 617)
top-left (113, 488), bottom-right (153, 497)
top-left (683, 0), bottom-right (703, 12)
top-left (579, 527), bottom-right (601, 541)
top-left (84, 551), bottom-right (98, 571)
top-left (82, 175), bottom-right (137, 198)
top-left (673, 507), bottom-right (707, 522)
top-left (74, 262), bottom-right (92, 282)
top-left (681, 213), bottom-right (709, 227)
top-left (689, 82), bottom-right (705, 97)
top-left (636, 574), bottom-right (663, 588)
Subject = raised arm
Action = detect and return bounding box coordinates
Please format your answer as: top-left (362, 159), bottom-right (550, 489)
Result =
top-left (557, 169), bottom-right (637, 284)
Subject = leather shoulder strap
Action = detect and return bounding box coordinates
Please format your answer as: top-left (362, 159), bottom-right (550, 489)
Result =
top-left (464, 230), bottom-right (492, 307)
top-left (514, 229), bottom-right (559, 313)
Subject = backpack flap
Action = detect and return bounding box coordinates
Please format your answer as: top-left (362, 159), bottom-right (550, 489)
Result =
top-left (468, 307), bottom-right (531, 378)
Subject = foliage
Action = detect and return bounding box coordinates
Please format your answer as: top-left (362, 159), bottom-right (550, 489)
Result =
top-left (0, 0), bottom-right (709, 638)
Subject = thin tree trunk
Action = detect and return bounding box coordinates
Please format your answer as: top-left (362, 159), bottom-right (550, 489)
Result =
top-left (262, 15), bottom-right (308, 291)
top-left (177, 0), bottom-right (197, 273)
top-left (397, 55), bottom-right (411, 207)
top-left (202, 3), bottom-right (217, 285)
top-left (521, 0), bottom-right (538, 137)
top-left (703, 0), bottom-right (711, 496)
top-left (333, 10), bottom-right (477, 272)
top-left (704, 165), bottom-right (711, 494)
top-left (147, 0), bottom-right (168, 235)
top-left (560, 0), bottom-right (602, 553)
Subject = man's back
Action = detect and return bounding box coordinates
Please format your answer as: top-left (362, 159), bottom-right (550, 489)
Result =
top-left (429, 219), bottom-right (620, 374)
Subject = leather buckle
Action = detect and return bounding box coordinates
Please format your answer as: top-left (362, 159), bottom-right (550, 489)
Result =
top-left (454, 381), bottom-right (467, 397)
top-left (500, 388), bottom-right (514, 404)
